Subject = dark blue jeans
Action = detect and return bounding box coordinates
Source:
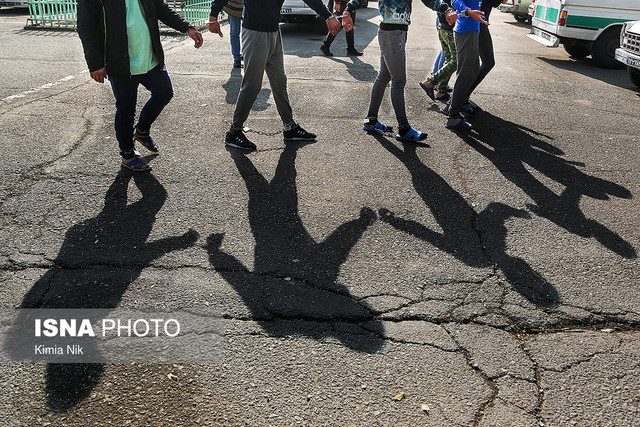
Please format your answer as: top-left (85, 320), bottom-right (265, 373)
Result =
top-left (109, 66), bottom-right (173, 158)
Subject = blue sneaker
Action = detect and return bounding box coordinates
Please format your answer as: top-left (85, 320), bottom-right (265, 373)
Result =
top-left (396, 128), bottom-right (427, 142)
top-left (363, 120), bottom-right (393, 133)
top-left (445, 116), bottom-right (473, 131)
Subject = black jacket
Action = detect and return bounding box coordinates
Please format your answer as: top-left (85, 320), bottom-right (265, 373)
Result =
top-left (77, 0), bottom-right (193, 77)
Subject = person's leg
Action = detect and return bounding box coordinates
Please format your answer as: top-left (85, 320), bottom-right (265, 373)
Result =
top-left (264, 30), bottom-right (295, 128)
top-left (228, 15), bottom-right (242, 62)
top-left (109, 75), bottom-right (140, 159)
top-left (449, 30), bottom-right (479, 118)
top-left (231, 29), bottom-right (270, 133)
top-left (433, 50), bottom-right (445, 74)
top-left (466, 24), bottom-right (494, 101)
top-left (366, 30), bottom-right (392, 123)
top-left (378, 29), bottom-right (409, 132)
top-left (433, 29), bottom-right (457, 97)
top-left (345, 8), bottom-right (360, 54)
top-left (136, 67), bottom-right (174, 133)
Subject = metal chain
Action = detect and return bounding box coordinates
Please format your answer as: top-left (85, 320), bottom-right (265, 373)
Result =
top-left (242, 126), bottom-right (283, 136)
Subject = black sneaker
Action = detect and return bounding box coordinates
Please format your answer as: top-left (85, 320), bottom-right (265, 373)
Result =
top-left (283, 125), bottom-right (317, 141)
top-left (347, 47), bottom-right (363, 56)
top-left (320, 44), bottom-right (333, 57)
top-left (225, 131), bottom-right (256, 150)
top-left (233, 59), bottom-right (242, 68)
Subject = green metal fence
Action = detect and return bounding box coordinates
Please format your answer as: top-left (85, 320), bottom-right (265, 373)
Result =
top-left (25, 0), bottom-right (215, 30)
top-left (27, 0), bottom-right (77, 28)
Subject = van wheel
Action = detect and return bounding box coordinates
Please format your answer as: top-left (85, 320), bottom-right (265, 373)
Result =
top-left (514, 14), bottom-right (528, 23)
top-left (563, 43), bottom-right (590, 59)
top-left (629, 67), bottom-right (640, 89)
top-left (591, 27), bottom-right (623, 69)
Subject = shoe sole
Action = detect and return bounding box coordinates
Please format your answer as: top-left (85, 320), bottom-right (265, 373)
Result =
top-left (283, 137), bottom-right (316, 141)
top-left (121, 162), bottom-right (152, 172)
top-left (134, 136), bottom-right (159, 152)
top-left (225, 141), bottom-right (256, 150)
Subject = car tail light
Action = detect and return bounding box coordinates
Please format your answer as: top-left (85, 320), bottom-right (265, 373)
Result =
top-left (558, 10), bottom-right (568, 26)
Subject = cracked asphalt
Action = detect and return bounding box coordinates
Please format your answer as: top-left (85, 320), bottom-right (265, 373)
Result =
top-left (1, 5), bottom-right (639, 426)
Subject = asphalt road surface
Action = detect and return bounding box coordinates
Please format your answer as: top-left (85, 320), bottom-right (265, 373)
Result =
top-left (0, 4), bottom-right (639, 426)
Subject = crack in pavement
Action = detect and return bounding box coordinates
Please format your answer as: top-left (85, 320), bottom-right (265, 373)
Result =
top-left (0, 103), bottom-right (93, 210)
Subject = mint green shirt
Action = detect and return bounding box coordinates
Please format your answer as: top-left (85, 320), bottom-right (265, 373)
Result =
top-left (125, 0), bottom-right (159, 75)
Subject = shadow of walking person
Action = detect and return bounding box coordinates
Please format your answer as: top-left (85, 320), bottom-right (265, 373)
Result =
top-left (15, 171), bottom-right (198, 411)
top-left (458, 113), bottom-right (636, 260)
top-left (371, 132), bottom-right (560, 308)
top-left (207, 143), bottom-right (384, 353)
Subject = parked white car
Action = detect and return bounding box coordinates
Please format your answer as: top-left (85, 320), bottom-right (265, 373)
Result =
top-left (0, 0), bottom-right (29, 7)
top-left (280, 0), bottom-right (333, 23)
top-left (615, 21), bottom-right (640, 89)
top-left (280, 0), bottom-right (369, 24)
top-left (499, 0), bottom-right (533, 23)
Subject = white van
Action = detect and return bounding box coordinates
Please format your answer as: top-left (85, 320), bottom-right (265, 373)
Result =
top-left (528, 0), bottom-right (640, 68)
top-left (616, 21), bottom-right (640, 89)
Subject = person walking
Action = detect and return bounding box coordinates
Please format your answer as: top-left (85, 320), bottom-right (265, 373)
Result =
top-left (461, 0), bottom-right (506, 113)
top-left (209, 0), bottom-right (341, 150)
top-left (320, 0), bottom-right (363, 57)
top-left (441, 0), bottom-right (488, 131)
top-left (77, 0), bottom-right (203, 171)
top-left (223, 0), bottom-right (244, 68)
top-left (341, 0), bottom-right (447, 142)
top-left (419, 2), bottom-right (457, 102)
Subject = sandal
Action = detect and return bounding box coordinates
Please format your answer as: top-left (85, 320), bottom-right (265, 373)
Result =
top-left (363, 120), bottom-right (393, 133)
top-left (133, 129), bottom-right (159, 152)
top-left (396, 128), bottom-right (427, 142)
top-left (419, 81), bottom-right (435, 101)
top-left (121, 156), bottom-right (152, 172)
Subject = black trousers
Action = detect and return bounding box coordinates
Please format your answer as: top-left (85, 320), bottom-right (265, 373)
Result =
top-left (323, 1), bottom-right (355, 49)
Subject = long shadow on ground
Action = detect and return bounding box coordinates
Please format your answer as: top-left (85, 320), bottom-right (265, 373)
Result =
top-left (457, 113), bottom-right (636, 260)
top-left (371, 132), bottom-right (560, 308)
top-left (207, 143), bottom-right (384, 353)
top-left (14, 171), bottom-right (198, 411)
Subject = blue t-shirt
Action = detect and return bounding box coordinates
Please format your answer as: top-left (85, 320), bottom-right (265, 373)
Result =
top-left (452, 0), bottom-right (481, 34)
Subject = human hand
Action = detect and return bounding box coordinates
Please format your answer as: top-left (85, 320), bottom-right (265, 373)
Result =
top-left (468, 9), bottom-right (489, 25)
top-left (445, 8), bottom-right (457, 26)
top-left (188, 28), bottom-right (203, 48)
top-left (90, 67), bottom-right (107, 83)
top-left (327, 16), bottom-right (341, 35)
top-left (342, 14), bottom-right (354, 32)
top-left (208, 19), bottom-right (223, 37)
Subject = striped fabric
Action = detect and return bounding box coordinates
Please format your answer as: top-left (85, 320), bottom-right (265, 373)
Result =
top-left (223, 0), bottom-right (244, 18)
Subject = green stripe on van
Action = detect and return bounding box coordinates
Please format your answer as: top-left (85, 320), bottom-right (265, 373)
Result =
top-left (565, 15), bottom-right (628, 30)
top-left (534, 5), bottom-right (559, 23)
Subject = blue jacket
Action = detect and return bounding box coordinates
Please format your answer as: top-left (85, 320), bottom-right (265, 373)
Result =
top-left (210, 0), bottom-right (331, 32)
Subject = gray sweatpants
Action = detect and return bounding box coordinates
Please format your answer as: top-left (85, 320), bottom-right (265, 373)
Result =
top-left (449, 30), bottom-right (480, 117)
top-left (231, 28), bottom-right (294, 132)
top-left (367, 29), bottom-right (409, 130)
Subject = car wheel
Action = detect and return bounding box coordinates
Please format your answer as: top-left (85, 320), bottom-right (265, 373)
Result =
top-left (563, 43), bottom-right (590, 59)
top-left (514, 14), bottom-right (528, 23)
top-left (591, 27), bottom-right (624, 69)
top-left (629, 66), bottom-right (640, 89)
